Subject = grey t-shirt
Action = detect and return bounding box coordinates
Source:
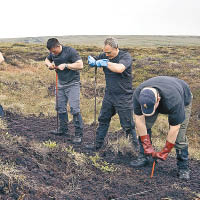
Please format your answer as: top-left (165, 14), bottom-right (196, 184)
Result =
top-left (47, 46), bottom-right (81, 87)
top-left (133, 76), bottom-right (192, 126)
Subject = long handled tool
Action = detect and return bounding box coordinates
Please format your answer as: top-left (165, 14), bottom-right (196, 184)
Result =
top-left (150, 160), bottom-right (156, 178)
top-left (85, 66), bottom-right (98, 150)
top-left (56, 72), bottom-right (59, 133)
top-left (0, 105), bottom-right (4, 118)
top-left (94, 66), bottom-right (97, 125)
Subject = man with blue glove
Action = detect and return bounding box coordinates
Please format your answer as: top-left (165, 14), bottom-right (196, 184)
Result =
top-left (45, 38), bottom-right (84, 144)
top-left (87, 37), bottom-right (138, 151)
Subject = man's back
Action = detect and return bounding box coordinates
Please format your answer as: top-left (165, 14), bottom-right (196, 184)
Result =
top-left (133, 76), bottom-right (192, 125)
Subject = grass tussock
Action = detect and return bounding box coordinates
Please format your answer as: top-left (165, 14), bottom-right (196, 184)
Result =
top-left (0, 159), bottom-right (25, 182)
top-left (107, 135), bottom-right (136, 156)
top-left (0, 118), bottom-right (7, 130)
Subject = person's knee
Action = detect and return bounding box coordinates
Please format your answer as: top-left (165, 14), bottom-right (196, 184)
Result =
top-left (70, 107), bottom-right (80, 115)
top-left (118, 110), bottom-right (134, 128)
top-left (98, 110), bottom-right (112, 124)
top-left (175, 143), bottom-right (188, 150)
top-left (57, 106), bottom-right (67, 113)
top-left (98, 116), bottom-right (110, 124)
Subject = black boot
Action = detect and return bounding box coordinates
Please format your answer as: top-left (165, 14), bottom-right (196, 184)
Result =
top-left (130, 152), bottom-right (150, 167)
top-left (72, 113), bottom-right (83, 144)
top-left (85, 141), bottom-right (104, 151)
top-left (130, 129), bottom-right (152, 167)
top-left (176, 147), bottom-right (190, 180)
top-left (49, 113), bottom-right (69, 136)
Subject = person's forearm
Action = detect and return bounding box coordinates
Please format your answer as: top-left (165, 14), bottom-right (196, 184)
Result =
top-left (0, 53), bottom-right (4, 64)
top-left (166, 125), bottom-right (180, 144)
top-left (135, 114), bottom-right (148, 136)
top-left (0, 59), bottom-right (4, 64)
top-left (107, 62), bottom-right (125, 73)
top-left (67, 60), bottom-right (83, 70)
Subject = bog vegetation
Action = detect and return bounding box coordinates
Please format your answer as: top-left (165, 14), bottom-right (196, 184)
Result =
top-left (0, 40), bottom-right (200, 199)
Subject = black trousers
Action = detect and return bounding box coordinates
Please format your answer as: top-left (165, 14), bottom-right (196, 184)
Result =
top-left (96, 95), bottom-right (136, 145)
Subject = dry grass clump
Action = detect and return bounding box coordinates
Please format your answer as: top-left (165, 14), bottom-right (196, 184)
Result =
top-left (107, 135), bottom-right (136, 156)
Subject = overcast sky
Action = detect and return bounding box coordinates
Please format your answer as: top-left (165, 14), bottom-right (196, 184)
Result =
top-left (0, 0), bottom-right (200, 38)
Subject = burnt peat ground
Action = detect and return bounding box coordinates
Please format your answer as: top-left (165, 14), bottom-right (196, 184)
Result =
top-left (0, 111), bottom-right (199, 200)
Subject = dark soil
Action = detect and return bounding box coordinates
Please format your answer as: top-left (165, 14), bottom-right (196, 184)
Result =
top-left (0, 111), bottom-right (200, 200)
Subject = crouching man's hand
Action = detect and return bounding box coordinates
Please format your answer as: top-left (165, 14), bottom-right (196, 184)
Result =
top-left (152, 141), bottom-right (175, 161)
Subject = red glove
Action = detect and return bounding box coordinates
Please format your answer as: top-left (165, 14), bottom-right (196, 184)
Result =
top-left (140, 135), bottom-right (155, 155)
top-left (152, 141), bottom-right (175, 161)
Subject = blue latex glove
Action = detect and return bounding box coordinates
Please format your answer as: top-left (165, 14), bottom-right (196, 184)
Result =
top-left (88, 56), bottom-right (96, 67)
top-left (96, 59), bottom-right (108, 68)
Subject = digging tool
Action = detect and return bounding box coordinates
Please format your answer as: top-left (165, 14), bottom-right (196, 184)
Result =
top-left (150, 160), bottom-right (156, 178)
top-left (0, 105), bottom-right (4, 118)
top-left (94, 66), bottom-right (97, 125)
top-left (56, 72), bottom-right (59, 133)
top-left (85, 57), bottom-right (97, 150)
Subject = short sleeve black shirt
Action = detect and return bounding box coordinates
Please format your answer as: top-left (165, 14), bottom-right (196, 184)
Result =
top-left (133, 76), bottom-right (192, 126)
top-left (97, 50), bottom-right (133, 95)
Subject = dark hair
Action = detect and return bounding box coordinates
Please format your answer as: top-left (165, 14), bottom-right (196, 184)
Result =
top-left (46, 38), bottom-right (60, 50)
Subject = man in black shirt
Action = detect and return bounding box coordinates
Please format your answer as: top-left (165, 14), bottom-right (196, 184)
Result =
top-left (45, 38), bottom-right (84, 144)
top-left (87, 37), bottom-right (138, 151)
top-left (130, 76), bottom-right (192, 180)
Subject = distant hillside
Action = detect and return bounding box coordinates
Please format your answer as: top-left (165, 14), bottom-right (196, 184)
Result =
top-left (0, 35), bottom-right (200, 47)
